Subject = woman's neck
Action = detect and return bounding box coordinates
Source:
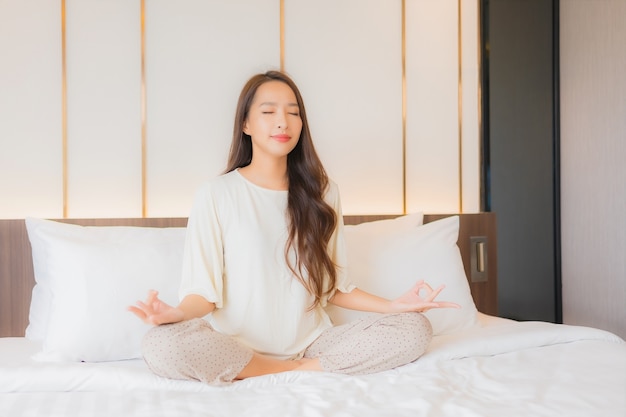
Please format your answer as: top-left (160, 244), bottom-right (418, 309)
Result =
top-left (238, 159), bottom-right (289, 191)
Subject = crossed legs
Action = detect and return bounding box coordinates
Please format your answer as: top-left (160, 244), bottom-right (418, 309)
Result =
top-left (142, 313), bottom-right (432, 385)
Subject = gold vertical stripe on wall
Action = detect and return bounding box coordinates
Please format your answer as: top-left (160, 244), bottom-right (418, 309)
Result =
top-left (401, 0), bottom-right (407, 214)
top-left (457, 0), bottom-right (464, 213)
top-left (61, 0), bottom-right (68, 218)
top-left (141, 0), bottom-right (147, 217)
top-left (280, 0), bottom-right (285, 71)
top-left (476, 0), bottom-right (484, 211)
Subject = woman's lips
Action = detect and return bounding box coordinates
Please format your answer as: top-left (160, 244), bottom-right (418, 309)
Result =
top-left (272, 134), bottom-right (291, 143)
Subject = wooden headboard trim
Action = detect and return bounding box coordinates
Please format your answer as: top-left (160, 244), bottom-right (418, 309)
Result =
top-left (0, 213), bottom-right (497, 337)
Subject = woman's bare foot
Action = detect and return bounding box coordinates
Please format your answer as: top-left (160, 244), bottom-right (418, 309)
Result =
top-left (235, 354), bottom-right (322, 380)
top-left (236, 353), bottom-right (303, 379)
top-left (294, 357), bottom-right (322, 372)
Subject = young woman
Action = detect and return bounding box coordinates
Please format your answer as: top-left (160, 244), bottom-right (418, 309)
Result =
top-left (129, 70), bottom-right (459, 385)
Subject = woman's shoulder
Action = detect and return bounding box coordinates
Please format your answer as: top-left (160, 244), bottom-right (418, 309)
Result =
top-left (323, 178), bottom-right (341, 206)
top-left (326, 177), bottom-right (339, 191)
top-left (197, 170), bottom-right (241, 190)
top-left (192, 170), bottom-right (242, 201)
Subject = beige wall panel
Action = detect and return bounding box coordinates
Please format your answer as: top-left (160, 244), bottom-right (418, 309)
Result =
top-left (145, 0), bottom-right (280, 217)
top-left (284, 0), bottom-right (404, 215)
top-left (1, 1), bottom-right (482, 220)
top-left (0, 1), bottom-right (62, 219)
top-left (405, 0), bottom-right (460, 213)
top-left (460, 0), bottom-right (481, 213)
top-left (560, 0), bottom-right (626, 339)
top-left (65, 0), bottom-right (142, 218)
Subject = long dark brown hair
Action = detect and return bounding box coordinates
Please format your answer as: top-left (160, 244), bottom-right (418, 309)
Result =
top-left (224, 70), bottom-right (337, 309)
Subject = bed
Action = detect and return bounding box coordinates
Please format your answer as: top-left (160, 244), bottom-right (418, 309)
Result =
top-left (0, 213), bottom-right (624, 417)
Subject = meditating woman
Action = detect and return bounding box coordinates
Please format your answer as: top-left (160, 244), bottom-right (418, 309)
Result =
top-left (129, 70), bottom-right (459, 385)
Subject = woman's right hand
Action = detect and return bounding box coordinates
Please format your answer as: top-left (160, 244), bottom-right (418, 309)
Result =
top-left (128, 290), bottom-right (185, 325)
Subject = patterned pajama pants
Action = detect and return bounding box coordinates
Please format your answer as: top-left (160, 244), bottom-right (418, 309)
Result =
top-left (142, 312), bottom-right (433, 385)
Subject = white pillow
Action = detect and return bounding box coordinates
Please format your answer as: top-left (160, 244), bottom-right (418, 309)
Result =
top-left (25, 218), bottom-right (184, 362)
top-left (326, 215), bottom-right (478, 335)
top-left (343, 212), bottom-right (423, 233)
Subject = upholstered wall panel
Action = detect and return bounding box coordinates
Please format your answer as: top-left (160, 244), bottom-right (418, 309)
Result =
top-left (65, 0), bottom-right (142, 217)
top-left (0, 0), bottom-right (63, 218)
top-left (459, 0), bottom-right (481, 213)
top-left (0, 0), bottom-right (481, 219)
top-left (405, 0), bottom-right (460, 213)
top-left (285, 0), bottom-right (404, 214)
top-left (145, 0), bottom-right (280, 217)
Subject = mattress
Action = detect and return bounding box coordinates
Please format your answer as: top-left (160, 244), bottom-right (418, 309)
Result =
top-left (1, 313), bottom-right (625, 417)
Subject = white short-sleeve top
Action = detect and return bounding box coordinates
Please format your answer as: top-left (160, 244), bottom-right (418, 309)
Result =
top-left (179, 169), bottom-right (355, 359)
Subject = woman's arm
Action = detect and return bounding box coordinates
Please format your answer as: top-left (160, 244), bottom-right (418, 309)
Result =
top-left (178, 294), bottom-right (216, 320)
top-left (329, 280), bottom-right (460, 314)
top-left (129, 290), bottom-right (216, 325)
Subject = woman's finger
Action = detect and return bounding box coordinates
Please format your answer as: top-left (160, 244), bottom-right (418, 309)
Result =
top-left (146, 289), bottom-right (158, 305)
top-left (436, 301), bottom-right (461, 309)
top-left (136, 300), bottom-right (150, 311)
top-left (127, 305), bottom-right (148, 321)
top-left (424, 284), bottom-right (445, 302)
top-left (413, 281), bottom-right (434, 299)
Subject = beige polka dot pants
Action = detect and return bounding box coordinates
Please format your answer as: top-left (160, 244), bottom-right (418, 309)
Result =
top-left (304, 312), bottom-right (433, 375)
top-left (141, 312), bottom-right (432, 385)
top-left (142, 319), bottom-right (253, 385)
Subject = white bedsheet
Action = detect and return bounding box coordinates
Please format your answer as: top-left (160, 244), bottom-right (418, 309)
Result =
top-left (1, 314), bottom-right (625, 417)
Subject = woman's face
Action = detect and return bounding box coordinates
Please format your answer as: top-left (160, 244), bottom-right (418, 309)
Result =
top-left (243, 80), bottom-right (302, 163)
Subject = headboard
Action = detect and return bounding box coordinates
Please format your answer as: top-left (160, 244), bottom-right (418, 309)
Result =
top-left (0, 213), bottom-right (497, 337)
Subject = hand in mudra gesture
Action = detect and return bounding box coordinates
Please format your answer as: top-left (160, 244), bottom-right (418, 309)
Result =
top-left (390, 280), bottom-right (460, 313)
top-left (128, 290), bottom-right (184, 325)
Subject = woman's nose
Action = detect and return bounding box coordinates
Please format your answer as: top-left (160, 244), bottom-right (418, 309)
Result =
top-left (276, 111), bottom-right (288, 129)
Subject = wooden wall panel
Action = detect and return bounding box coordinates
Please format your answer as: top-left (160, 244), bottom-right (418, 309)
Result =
top-left (0, 214), bottom-right (495, 337)
top-left (0, 220), bottom-right (35, 337)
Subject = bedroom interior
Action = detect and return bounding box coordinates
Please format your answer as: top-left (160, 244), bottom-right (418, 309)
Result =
top-left (0, 0), bottom-right (624, 416)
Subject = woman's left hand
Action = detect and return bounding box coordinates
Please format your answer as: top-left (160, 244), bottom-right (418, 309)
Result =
top-left (389, 280), bottom-right (461, 313)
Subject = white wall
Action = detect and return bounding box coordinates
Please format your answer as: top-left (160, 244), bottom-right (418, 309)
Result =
top-left (0, 0), bottom-right (481, 219)
top-left (561, 1), bottom-right (626, 339)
